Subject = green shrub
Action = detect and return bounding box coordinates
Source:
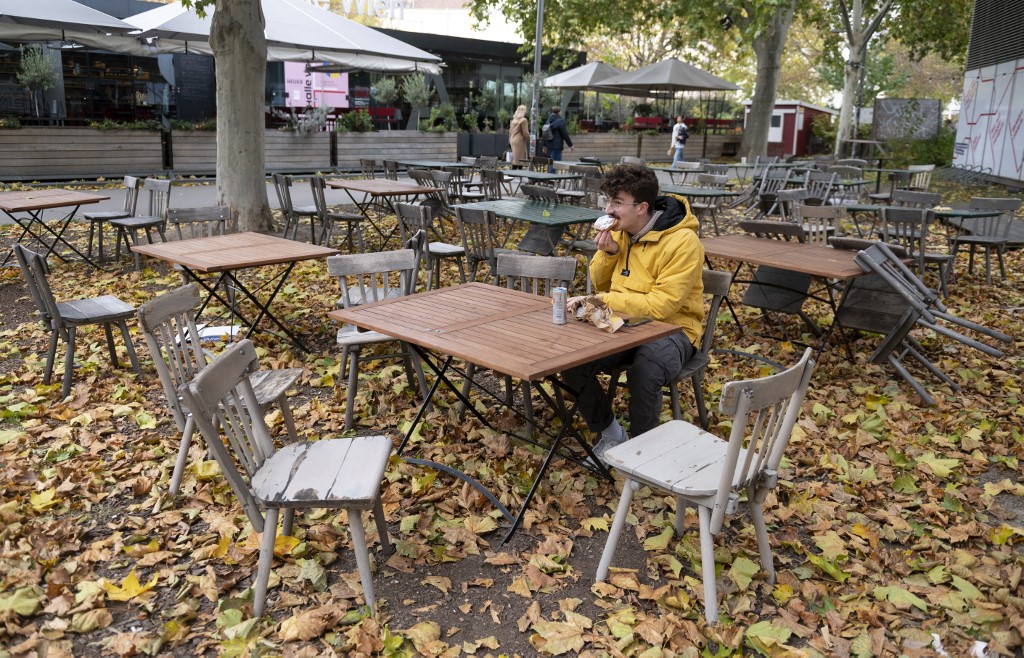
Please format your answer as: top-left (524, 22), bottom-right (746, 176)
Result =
top-left (88, 118), bottom-right (161, 130)
top-left (170, 118), bottom-right (216, 131)
top-left (337, 109), bottom-right (374, 133)
top-left (566, 114), bottom-right (579, 134)
top-left (425, 103), bottom-right (458, 132)
top-left (0, 117), bottom-right (21, 129)
top-left (462, 110), bottom-right (479, 132)
top-left (885, 125), bottom-right (956, 167)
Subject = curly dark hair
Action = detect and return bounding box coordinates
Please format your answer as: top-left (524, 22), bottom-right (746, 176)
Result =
top-left (600, 163), bottom-right (658, 211)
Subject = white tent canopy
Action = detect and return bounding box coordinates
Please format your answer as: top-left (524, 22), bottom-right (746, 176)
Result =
top-left (0, 0), bottom-right (133, 33)
top-left (123, 0), bottom-right (442, 74)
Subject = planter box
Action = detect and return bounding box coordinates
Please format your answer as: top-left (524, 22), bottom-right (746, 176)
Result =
top-left (0, 127), bottom-right (163, 180)
top-left (567, 132), bottom-right (743, 162)
top-left (335, 131), bottom-right (457, 169)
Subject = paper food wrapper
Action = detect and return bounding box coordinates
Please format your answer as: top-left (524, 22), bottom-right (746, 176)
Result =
top-left (574, 296), bottom-right (624, 333)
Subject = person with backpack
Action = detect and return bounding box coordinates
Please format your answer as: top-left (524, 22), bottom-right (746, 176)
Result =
top-left (671, 116), bottom-right (689, 165)
top-left (541, 106), bottom-right (573, 167)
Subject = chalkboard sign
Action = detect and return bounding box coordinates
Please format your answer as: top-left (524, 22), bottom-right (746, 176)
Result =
top-left (174, 53), bottom-right (216, 122)
top-left (873, 98), bottom-right (941, 141)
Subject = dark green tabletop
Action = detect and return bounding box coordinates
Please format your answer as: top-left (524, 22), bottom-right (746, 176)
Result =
top-left (502, 170), bottom-right (584, 183)
top-left (397, 160), bottom-right (472, 169)
top-left (662, 184), bottom-right (741, 198)
top-left (454, 199), bottom-right (603, 226)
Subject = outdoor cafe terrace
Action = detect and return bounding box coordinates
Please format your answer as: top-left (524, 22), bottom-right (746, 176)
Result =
top-left (0, 164), bottom-right (1021, 656)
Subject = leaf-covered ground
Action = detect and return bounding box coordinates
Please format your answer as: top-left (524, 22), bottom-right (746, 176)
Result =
top-left (0, 178), bottom-right (1022, 657)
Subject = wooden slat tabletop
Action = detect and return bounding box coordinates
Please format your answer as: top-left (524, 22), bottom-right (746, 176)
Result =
top-left (327, 179), bottom-right (441, 196)
top-left (0, 189), bottom-right (109, 212)
top-left (328, 283), bottom-right (679, 381)
top-left (454, 199), bottom-right (604, 226)
top-left (702, 234), bottom-right (866, 280)
top-left (131, 231), bottom-right (339, 272)
top-left (395, 160), bottom-right (472, 169)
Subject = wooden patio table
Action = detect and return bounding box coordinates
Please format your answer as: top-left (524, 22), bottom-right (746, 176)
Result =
top-left (455, 198), bottom-right (603, 254)
top-left (133, 232), bottom-right (338, 351)
top-left (326, 178), bottom-right (441, 248)
top-left (702, 234), bottom-right (869, 356)
top-left (1, 189), bottom-right (108, 268)
top-left (328, 282), bottom-right (677, 542)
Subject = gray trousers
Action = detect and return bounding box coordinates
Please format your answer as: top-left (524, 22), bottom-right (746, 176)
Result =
top-left (561, 332), bottom-right (695, 438)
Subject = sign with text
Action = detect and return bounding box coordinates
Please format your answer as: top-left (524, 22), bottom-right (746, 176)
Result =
top-left (284, 62), bottom-right (349, 109)
top-left (307, 0), bottom-right (405, 20)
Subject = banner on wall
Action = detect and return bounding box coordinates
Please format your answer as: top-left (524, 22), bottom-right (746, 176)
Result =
top-left (953, 61), bottom-right (1024, 183)
top-left (284, 62), bottom-right (349, 109)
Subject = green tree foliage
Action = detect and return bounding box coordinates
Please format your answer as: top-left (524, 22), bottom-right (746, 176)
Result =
top-left (16, 45), bottom-right (58, 117)
top-left (372, 77), bottom-right (399, 106)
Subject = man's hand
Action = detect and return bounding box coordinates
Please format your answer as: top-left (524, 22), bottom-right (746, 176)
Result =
top-left (594, 229), bottom-right (619, 254)
top-left (566, 295), bottom-right (588, 314)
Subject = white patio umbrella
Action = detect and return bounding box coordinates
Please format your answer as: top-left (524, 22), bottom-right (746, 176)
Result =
top-left (124, 0), bottom-right (442, 74)
top-left (0, 0), bottom-right (135, 45)
top-left (0, 0), bottom-right (133, 33)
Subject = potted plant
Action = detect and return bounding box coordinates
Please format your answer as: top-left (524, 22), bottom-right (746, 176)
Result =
top-left (17, 45), bottom-right (58, 118)
top-left (402, 73), bottom-right (433, 130)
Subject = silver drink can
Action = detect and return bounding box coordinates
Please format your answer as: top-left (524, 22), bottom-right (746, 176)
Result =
top-left (552, 287), bottom-right (567, 324)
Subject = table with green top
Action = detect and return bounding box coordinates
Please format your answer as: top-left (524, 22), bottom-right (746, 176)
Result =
top-left (455, 198), bottom-right (603, 255)
top-left (661, 184), bottom-right (741, 199)
top-left (396, 160), bottom-right (473, 170)
top-left (842, 203), bottom-right (1004, 239)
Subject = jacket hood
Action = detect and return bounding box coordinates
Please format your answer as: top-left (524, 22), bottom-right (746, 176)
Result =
top-left (647, 194), bottom-right (699, 236)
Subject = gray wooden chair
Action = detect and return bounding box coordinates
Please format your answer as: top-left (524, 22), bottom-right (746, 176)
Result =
top-left (519, 183), bottom-right (558, 202)
top-left (309, 175), bottom-right (365, 250)
top-left (395, 202), bottom-right (466, 290)
top-left (359, 158), bottom-right (378, 179)
top-left (670, 160), bottom-right (703, 185)
top-left (608, 268), bottom-right (733, 430)
top-left (750, 169), bottom-right (792, 220)
top-left (455, 206), bottom-right (516, 282)
top-left (14, 244), bottom-right (140, 399)
top-left (878, 206), bottom-right (953, 297)
top-left (180, 339), bottom-right (391, 615)
top-left (793, 204), bottom-right (845, 245)
top-left (619, 156), bottom-right (645, 165)
top-left (327, 244), bottom-right (431, 430)
top-left (951, 197), bottom-right (1021, 285)
top-left (866, 170), bottom-right (912, 204)
top-left (111, 177), bottom-right (171, 270)
top-left (137, 284), bottom-right (300, 510)
top-left (906, 163), bottom-right (935, 192)
top-left (690, 173), bottom-right (730, 236)
top-left (804, 170), bottom-right (837, 206)
top-left (736, 221), bottom-right (819, 336)
top-left (457, 253), bottom-right (577, 429)
top-left (272, 173), bottom-right (319, 242)
top-left (85, 175), bottom-right (141, 263)
top-left (890, 189), bottom-right (941, 209)
top-left (853, 243), bottom-right (1011, 404)
top-left (382, 159), bottom-right (401, 180)
top-left (167, 205), bottom-right (229, 241)
top-left (529, 155), bottom-right (552, 171)
top-left (597, 348), bottom-right (816, 624)
top-left (775, 187), bottom-right (809, 222)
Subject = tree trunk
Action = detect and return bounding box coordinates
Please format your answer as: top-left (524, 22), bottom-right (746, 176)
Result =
top-left (833, 46), bottom-right (865, 158)
top-left (833, 0), bottom-right (891, 157)
top-left (740, 0), bottom-right (796, 161)
top-left (211, 0), bottom-right (272, 232)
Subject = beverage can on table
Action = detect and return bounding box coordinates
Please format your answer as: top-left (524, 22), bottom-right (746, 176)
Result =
top-left (552, 287), bottom-right (567, 324)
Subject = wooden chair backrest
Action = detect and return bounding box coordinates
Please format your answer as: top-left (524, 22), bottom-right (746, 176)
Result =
top-left (907, 163), bottom-right (935, 191)
top-left (697, 173), bottom-right (729, 189)
top-left (495, 253), bottom-right (576, 296)
top-left (143, 178), bottom-right (172, 218)
top-left (136, 283), bottom-right (209, 432)
top-left (757, 169), bottom-right (791, 195)
top-left (180, 339), bottom-right (273, 531)
top-left (836, 158), bottom-right (867, 167)
top-left (794, 204), bottom-right (846, 245)
top-left (698, 268), bottom-right (733, 355)
top-left (880, 206), bottom-right (931, 262)
top-left (738, 220), bottom-right (806, 242)
top-left (891, 189), bottom-right (940, 208)
top-left (967, 197), bottom-right (1021, 238)
top-left (167, 206), bottom-right (229, 240)
top-left (122, 175), bottom-right (142, 215)
top-left (395, 202), bottom-right (435, 244)
top-left (704, 164), bottom-right (729, 175)
top-left (520, 183), bottom-right (558, 202)
top-left (382, 160), bottom-right (400, 180)
top-left (359, 158), bottom-right (377, 179)
top-left (710, 347), bottom-right (815, 534)
top-left (13, 244), bottom-right (62, 333)
top-left (326, 247), bottom-right (419, 308)
top-left (619, 156), bottom-right (645, 165)
top-left (479, 169), bottom-right (505, 200)
top-left (673, 161), bottom-right (702, 170)
top-left (805, 171), bottom-right (836, 204)
top-left (529, 156), bottom-right (552, 171)
top-left (825, 164), bottom-right (862, 179)
top-left (455, 206), bottom-right (499, 268)
top-left (308, 175), bottom-right (330, 219)
top-left (476, 155), bottom-right (498, 169)
top-left (272, 173), bottom-right (293, 215)
top-left (775, 187), bottom-right (808, 221)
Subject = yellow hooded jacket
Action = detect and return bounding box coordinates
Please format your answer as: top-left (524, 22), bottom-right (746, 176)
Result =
top-left (589, 194), bottom-right (705, 345)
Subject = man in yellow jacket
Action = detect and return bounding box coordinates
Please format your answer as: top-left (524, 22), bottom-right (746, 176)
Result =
top-left (564, 163), bottom-right (705, 462)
